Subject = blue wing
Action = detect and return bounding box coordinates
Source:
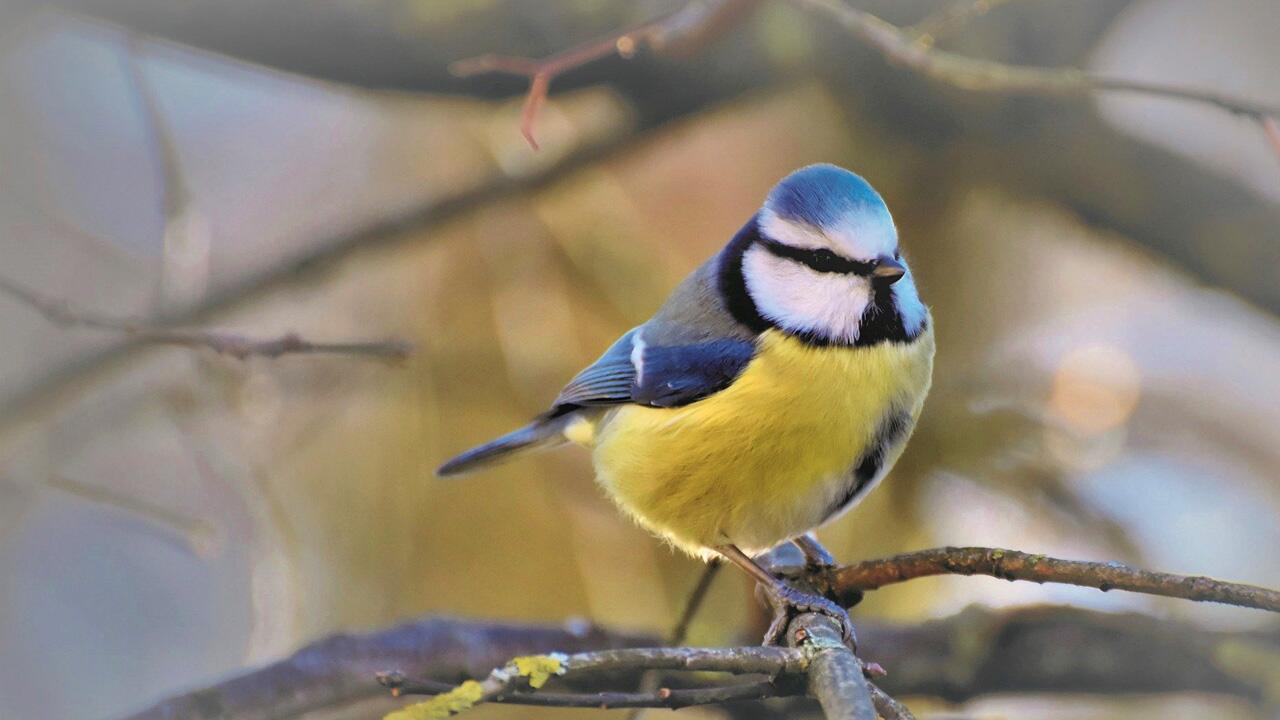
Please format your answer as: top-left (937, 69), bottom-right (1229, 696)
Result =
top-left (550, 328), bottom-right (756, 414)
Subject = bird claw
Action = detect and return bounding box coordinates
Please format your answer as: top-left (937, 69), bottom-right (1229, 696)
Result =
top-left (761, 582), bottom-right (856, 650)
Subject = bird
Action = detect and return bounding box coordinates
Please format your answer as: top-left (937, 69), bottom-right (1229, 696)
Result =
top-left (438, 163), bottom-right (934, 644)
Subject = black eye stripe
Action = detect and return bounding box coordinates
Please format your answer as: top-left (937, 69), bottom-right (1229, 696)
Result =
top-left (758, 238), bottom-right (876, 275)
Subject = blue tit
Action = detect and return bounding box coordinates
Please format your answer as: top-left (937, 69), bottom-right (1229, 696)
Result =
top-left (439, 164), bottom-right (934, 642)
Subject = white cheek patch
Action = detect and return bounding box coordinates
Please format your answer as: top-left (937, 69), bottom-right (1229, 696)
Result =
top-left (743, 246), bottom-right (871, 343)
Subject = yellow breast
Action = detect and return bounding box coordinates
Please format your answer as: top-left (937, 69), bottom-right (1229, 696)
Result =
top-left (585, 326), bottom-right (934, 557)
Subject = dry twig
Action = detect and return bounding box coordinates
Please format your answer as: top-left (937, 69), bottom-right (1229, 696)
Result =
top-left (0, 274), bottom-right (411, 361)
top-left (449, 0), bottom-right (756, 149)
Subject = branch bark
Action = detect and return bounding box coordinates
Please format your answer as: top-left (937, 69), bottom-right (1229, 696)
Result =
top-left (0, 274), bottom-right (411, 361)
top-left (121, 619), bottom-right (655, 720)
top-left (826, 546), bottom-right (1280, 613)
top-left (788, 615), bottom-right (878, 720)
top-left (790, 0), bottom-right (1280, 120)
top-left (123, 606), bottom-right (1280, 720)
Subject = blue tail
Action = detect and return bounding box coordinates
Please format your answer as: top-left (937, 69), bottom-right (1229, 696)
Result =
top-left (436, 417), bottom-right (570, 477)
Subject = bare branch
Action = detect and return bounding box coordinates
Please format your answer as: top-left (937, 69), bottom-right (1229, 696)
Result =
top-left (829, 546), bottom-right (1280, 613)
top-left (124, 606), bottom-right (1280, 720)
top-left (382, 674), bottom-right (780, 709)
top-left (449, 0), bottom-right (757, 148)
top-left (380, 645), bottom-right (804, 717)
top-left (791, 0), bottom-right (1280, 118)
top-left (789, 616), bottom-right (877, 720)
top-left (868, 683), bottom-right (916, 720)
top-left (905, 0), bottom-right (1016, 49)
top-left (0, 274), bottom-right (411, 361)
top-left (123, 619), bottom-right (656, 720)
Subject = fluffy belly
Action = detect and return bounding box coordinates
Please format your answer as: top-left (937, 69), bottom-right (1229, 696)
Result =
top-left (588, 328), bottom-right (933, 557)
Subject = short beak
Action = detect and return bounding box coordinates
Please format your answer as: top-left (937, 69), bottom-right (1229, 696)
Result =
top-left (872, 256), bottom-right (906, 284)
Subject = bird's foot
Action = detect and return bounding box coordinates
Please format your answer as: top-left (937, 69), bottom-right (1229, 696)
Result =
top-left (793, 534), bottom-right (837, 571)
top-left (761, 581), bottom-right (856, 650)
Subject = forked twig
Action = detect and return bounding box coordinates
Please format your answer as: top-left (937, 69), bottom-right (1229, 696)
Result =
top-left (449, 0), bottom-right (756, 149)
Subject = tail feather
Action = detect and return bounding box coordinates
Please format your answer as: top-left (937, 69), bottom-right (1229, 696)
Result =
top-left (436, 417), bottom-right (570, 477)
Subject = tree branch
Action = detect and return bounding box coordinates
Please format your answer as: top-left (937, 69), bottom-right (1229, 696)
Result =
top-left (789, 616), bottom-right (878, 720)
top-left (381, 675), bottom-right (781, 710)
top-left (790, 0), bottom-right (1280, 171)
top-left (790, 0), bottom-right (1280, 119)
top-left (828, 546), bottom-right (1280, 613)
top-left (449, 0), bottom-right (757, 148)
top-left (121, 618), bottom-right (656, 720)
top-left (0, 274), bottom-right (411, 361)
top-left (867, 683), bottom-right (915, 720)
top-left (123, 605), bottom-right (1280, 720)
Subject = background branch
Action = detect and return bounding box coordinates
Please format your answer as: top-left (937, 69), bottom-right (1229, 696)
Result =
top-left (449, 0), bottom-right (756, 148)
top-left (0, 275), bottom-right (411, 361)
top-left (791, 0), bottom-right (1280, 121)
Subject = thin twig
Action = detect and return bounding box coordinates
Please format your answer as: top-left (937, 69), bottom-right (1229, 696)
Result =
top-left (669, 559), bottom-right (723, 646)
top-left (831, 546), bottom-right (1280, 612)
top-left (906, 0), bottom-right (1015, 49)
top-left (790, 0), bottom-right (1280, 158)
top-left (1263, 117), bottom-right (1280, 167)
top-left (625, 560), bottom-right (725, 720)
top-left (382, 675), bottom-right (781, 709)
top-left (0, 274), bottom-right (411, 361)
top-left (449, 0), bottom-right (755, 149)
top-left (380, 645), bottom-right (806, 718)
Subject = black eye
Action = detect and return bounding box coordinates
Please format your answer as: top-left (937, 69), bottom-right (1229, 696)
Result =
top-left (812, 249), bottom-right (840, 268)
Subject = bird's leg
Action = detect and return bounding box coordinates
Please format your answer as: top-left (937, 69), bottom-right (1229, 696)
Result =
top-left (793, 533), bottom-right (837, 570)
top-left (716, 544), bottom-right (855, 649)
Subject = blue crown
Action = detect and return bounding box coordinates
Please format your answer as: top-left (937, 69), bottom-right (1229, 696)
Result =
top-left (764, 164), bottom-right (889, 229)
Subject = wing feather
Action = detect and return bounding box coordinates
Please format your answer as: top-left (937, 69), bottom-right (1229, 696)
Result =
top-left (550, 327), bottom-right (756, 414)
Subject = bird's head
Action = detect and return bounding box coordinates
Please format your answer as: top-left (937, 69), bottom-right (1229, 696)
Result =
top-left (735, 164), bottom-right (926, 345)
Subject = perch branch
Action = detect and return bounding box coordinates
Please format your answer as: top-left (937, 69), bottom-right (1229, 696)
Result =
top-left (788, 616), bottom-right (878, 720)
top-left (125, 606), bottom-right (1280, 720)
top-left (380, 645), bottom-right (805, 718)
top-left (381, 675), bottom-right (780, 709)
top-left (449, 0), bottom-right (756, 148)
top-left (829, 546), bottom-right (1280, 613)
top-left (0, 274), bottom-right (411, 361)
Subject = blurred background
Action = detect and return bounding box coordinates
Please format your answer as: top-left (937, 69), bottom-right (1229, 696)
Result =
top-left (0, 1), bottom-right (1278, 718)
